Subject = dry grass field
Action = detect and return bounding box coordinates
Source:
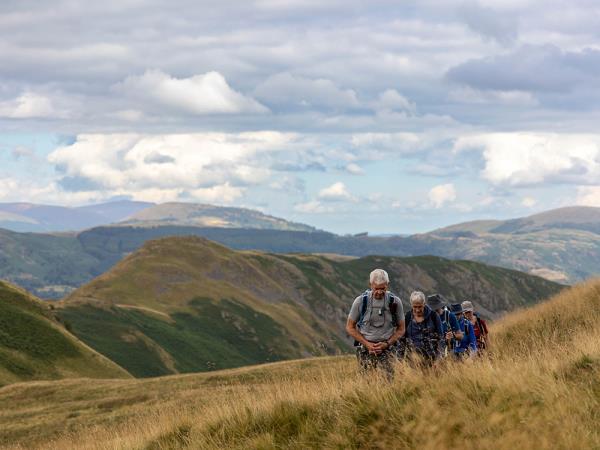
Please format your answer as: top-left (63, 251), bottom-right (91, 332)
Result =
top-left (1, 279), bottom-right (599, 449)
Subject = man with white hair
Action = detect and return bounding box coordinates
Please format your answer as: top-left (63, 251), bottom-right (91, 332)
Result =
top-left (346, 268), bottom-right (405, 377)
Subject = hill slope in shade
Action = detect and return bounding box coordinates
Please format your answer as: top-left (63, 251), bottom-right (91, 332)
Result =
top-left (119, 202), bottom-right (317, 231)
top-left (56, 236), bottom-right (563, 377)
top-left (1, 278), bottom-right (598, 449)
top-left (0, 281), bottom-right (130, 386)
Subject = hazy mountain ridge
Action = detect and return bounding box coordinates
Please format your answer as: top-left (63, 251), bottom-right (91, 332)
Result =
top-left (56, 236), bottom-right (563, 377)
top-left (119, 202), bottom-right (317, 231)
top-left (0, 200), bottom-right (317, 233)
top-left (0, 201), bottom-right (154, 232)
top-left (1, 205), bottom-right (599, 298)
top-left (0, 280), bottom-right (130, 386)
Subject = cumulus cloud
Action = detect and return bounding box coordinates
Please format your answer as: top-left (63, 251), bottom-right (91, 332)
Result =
top-left (345, 163), bottom-right (364, 175)
top-left (115, 70), bottom-right (268, 115)
top-left (254, 72), bottom-right (360, 110)
top-left (318, 182), bottom-right (354, 202)
top-left (46, 132), bottom-right (294, 203)
top-left (428, 183), bottom-right (457, 208)
top-left (454, 133), bottom-right (600, 186)
top-left (373, 89), bottom-right (416, 113)
top-left (0, 92), bottom-right (57, 118)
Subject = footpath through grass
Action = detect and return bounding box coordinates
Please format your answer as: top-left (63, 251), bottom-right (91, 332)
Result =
top-left (1, 279), bottom-right (600, 449)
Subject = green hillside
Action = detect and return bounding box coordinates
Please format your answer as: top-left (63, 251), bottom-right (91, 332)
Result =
top-left (56, 236), bottom-right (563, 378)
top-left (0, 279), bottom-right (598, 449)
top-left (0, 281), bottom-right (130, 386)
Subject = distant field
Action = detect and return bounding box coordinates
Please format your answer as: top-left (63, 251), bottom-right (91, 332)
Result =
top-left (1, 278), bottom-right (599, 449)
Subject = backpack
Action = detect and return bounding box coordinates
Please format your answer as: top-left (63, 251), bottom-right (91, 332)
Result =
top-left (404, 307), bottom-right (442, 358)
top-left (474, 314), bottom-right (487, 349)
top-left (354, 291), bottom-right (399, 346)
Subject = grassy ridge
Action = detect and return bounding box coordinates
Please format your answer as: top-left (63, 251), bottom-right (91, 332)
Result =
top-left (0, 278), bottom-right (598, 449)
top-left (0, 281), bottom-right (130, 386)
top-left (56, 237), bottom-right (563, 377)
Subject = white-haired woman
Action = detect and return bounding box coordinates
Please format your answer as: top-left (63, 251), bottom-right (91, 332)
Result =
top-left (402, 291), bottom-right (443, 364)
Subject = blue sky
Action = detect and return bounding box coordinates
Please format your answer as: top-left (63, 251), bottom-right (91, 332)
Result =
top-left (1, 1), bottom-right (600, 234)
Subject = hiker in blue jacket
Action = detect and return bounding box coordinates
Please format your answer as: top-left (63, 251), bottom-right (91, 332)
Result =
top-left (427, 294), bottom-right (464, 357)
top-left (403, 291), bottom-right (444, 365)
top-left (346, 269), bottom-right (405, 378)
top-left (449, 303), bottom-right (477, 358)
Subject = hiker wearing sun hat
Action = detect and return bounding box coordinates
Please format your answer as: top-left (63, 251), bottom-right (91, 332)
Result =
top-left (462, 301), bottom-right (488, 352)
top-left (450, 303), bottom-right (477, 358)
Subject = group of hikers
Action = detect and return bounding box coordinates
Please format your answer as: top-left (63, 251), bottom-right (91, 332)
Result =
top-left (346, 269), bottom-right (489, 377)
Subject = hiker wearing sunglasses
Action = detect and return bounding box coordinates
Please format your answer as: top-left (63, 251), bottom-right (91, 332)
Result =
top-left (346, 269), bottom-right (405, 378)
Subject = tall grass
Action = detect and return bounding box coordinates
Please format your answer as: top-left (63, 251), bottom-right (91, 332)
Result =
top-left (2, 280), bottom-right (600, 449)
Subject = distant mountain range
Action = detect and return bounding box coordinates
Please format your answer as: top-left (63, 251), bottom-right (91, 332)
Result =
top-left (0, 280), bottom-right (130, 386)
top-left (120, 202), bottom-right (316, 231)
top-left (54, 236), bottom-right (563, 377)
top-left (0, 201), bottom-right (316, 233)
top-left (1, 204), bottom-right (599, 297)
top-left (0, 201), bottom-right (153, 232)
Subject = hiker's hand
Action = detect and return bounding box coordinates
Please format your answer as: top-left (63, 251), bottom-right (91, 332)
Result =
top-left (372, 342), bottom-right (388, 354)
top-left (445, 331), bottom-right (454, 340)
top-left (366, 342), bottom-right (381, 354)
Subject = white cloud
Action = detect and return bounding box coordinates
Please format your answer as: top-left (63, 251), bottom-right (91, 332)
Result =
top-left (345, 163), bottom-right (364, 175)
top-left (448, 86), bottom-right (538, 106)
top-left (350, 132), bottom-right (424, 156)
top-left (454, 133), bottom-right (600, 186)
top-left (0, 92), bottom-right (57, 118)
top-left (115, 70), bottom-right (268, 115)
top-left (522, 196), bottom-right (537, 207)
top-left (46, 132), bottom-right (293, 203)
top-left (576, 186), bottom-right (600, 207)
top-left (373, 89), bottom-right (416, 113)
top-left (428, 183), bottom-right (457, 208)
top-left (318, 182), bottom-right (354, 202)
top-left (254, 72), bottom-right (360, 109)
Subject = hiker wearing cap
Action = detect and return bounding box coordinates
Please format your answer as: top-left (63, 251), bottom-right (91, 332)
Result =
top-left (346, 269), bottom-right (405, 378)
top-left (462, 301), bottom-right (489, 352)
top-left (403, 291), bottom-right (444, 365)
top-left (450, 303), bottom-right (477, 358)
top-left (427, 294), bottom-right (464, 357)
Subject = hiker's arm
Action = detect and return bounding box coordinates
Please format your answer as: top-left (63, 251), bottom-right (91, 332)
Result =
top-left (386, 319), bottom-right (405, 347)
top-left (450, 314), bottom-right (464, 340)
top-left (346, 318), bottom-right (372, 349)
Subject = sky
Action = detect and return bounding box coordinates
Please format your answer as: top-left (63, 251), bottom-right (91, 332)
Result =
top-left (2, 0), bottom-right (600, 234)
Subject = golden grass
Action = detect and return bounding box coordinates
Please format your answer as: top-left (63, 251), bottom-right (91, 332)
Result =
top-left (2, 279), bottom-right (600, 449)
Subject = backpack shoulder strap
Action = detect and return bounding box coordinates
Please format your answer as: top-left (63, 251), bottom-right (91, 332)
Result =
top-left (388, 292), bottom-right (398, 327)
top-left (357, 291), bottom-right (370, 327)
